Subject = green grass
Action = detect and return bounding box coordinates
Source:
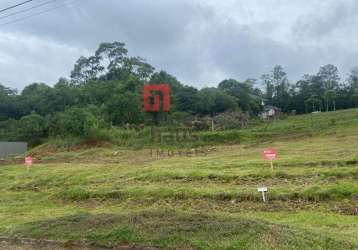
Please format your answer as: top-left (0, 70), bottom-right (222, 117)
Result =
top-left (1, 109), bottom-right (358, 249)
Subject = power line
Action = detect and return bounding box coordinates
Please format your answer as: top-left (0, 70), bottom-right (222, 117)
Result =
top-left (0, 0), bottom-right (34, 13)
top-left (0, 0), bottom-right (60, 20)
top-left (1, 0), bottom-right (76, 26)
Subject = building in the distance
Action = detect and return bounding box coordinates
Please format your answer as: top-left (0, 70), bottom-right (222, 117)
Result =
top-left (260, 105), bottom-right (281, 119)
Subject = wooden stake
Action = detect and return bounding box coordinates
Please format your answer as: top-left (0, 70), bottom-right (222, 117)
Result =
top-left (270, 160), bottom-right (274, 171)
top-left (262, 191), bottom-right (266, 202)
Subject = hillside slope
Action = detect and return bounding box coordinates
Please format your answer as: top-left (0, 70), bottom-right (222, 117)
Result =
top-left (0, 109), bottom-right (358, 249)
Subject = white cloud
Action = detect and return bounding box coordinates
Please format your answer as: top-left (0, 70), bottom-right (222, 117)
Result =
top-left (0, 31), bottom-right (88, 90)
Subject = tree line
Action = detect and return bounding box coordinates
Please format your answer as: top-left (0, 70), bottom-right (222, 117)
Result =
top-left (1, 41), bottom-right (358, 142)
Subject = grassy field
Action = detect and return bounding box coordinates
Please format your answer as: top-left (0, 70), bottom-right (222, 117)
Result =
top-left (0, 109), bottom-right (358, 249)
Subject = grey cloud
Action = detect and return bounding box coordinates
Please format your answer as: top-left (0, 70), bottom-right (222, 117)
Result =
top-left (292, 0), bottom-right (358, 39)
top-left (0, 0), bottom-right (358, 90)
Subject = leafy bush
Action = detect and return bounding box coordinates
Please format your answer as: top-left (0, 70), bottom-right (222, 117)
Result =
top-left (19, 112), bottom-right (47, 142)
top-left (0, 119), bottom-right (21, 141)
top-left (214, 111), bottom-right (249, 130)
top-left (0, 113), bottom-right (47, 143)
top-left (49, 107), bottom-right (97, 137)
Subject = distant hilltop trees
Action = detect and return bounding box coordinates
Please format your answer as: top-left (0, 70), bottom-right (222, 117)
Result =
top-left (1, 42), bottom-right (358, 143)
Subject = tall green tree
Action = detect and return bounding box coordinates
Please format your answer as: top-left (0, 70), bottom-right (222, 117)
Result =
top-left (71, 42), bottom-right (154, 84)
top-left (261, 65), bottom-right (291, 112)
top-left (218, 78), bottom-right (262, 114)
top-left (196, 88), bottom-right (237, 116)
top-left (318, 65), bottom-right (339, 112)
top-left (0, 84), bottom-right (19, 120)
top-left (150, 71), bottom-right (198, 114)
top-left (20, 83), bottom-right (55, 116)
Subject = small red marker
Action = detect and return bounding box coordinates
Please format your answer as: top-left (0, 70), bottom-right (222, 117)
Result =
top-left (263, 149), bottom-right (278, 171)
top-left (25, 156), bottom-right (33, 171)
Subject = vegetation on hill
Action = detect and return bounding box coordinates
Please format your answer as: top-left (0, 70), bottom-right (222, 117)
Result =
top-left (2, 42), bottom-right (358, 145)
top-left (17, 107), bottom-right (358, 152)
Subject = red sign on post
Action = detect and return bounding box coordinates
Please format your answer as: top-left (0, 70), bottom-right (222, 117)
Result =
top-left (143, 84), bottom-right (170, 112)
top-left (25, 156), bottom-right (33, 170)
top-left (263, 149), bottom-right (277, 161)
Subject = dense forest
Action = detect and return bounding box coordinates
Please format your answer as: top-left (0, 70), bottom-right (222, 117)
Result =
top-left (2, 41), bottom-right (358, 143)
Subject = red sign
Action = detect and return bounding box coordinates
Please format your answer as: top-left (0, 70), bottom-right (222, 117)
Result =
top-left (143, 84), bottom-right (170, 112)
top-left (263, 149), bottom-right (277, 161)
top-left (25, 156), bottom-right (33, 166)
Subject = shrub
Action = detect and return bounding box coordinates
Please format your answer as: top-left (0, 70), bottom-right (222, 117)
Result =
top-left (214, 111), bottom-right (249, 130)
top-left (19, 112), bottom-right (47, 142)
top-left (49, 107), bottom-right (97, 137)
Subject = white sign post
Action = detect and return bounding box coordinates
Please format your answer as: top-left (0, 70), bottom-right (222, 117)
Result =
top-left (258, 187), bottom-right (268, 202)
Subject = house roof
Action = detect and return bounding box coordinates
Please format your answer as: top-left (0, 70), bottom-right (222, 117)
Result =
top-left (263, 105), bottom-right (281, 112)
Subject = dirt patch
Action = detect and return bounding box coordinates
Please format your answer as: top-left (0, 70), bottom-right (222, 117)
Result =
top-left (69, 141), bottom-right (113, 152)
top-left (0, 237), bottom-right (158, 250)
top-left (331, 204), bottom-right (358, 215)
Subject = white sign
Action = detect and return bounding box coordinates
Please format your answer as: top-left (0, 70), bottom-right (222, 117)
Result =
top-left (258, 187), bottom-right (268, 192)
top-left (258, 187), bottom-right (268, 202)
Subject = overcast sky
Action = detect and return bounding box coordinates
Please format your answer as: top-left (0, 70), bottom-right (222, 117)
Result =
top-left (1, 0), bottom-right (358, 90)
